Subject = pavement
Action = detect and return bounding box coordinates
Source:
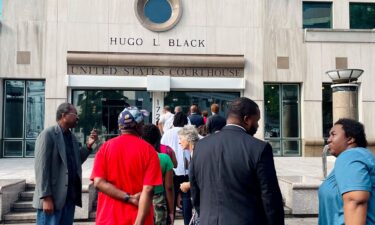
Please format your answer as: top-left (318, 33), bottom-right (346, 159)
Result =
top-left (0, 217), bottom-right (318, 225)
top-left (0, 156), bottom-right (334, 225)
top-left (0, 156), bottom-right (335, 183)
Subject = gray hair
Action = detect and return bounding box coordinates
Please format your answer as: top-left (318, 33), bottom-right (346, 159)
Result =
top-left (174, 106), bottom-right (182, 113)
top-left (56, 102), bottom-right (73, 121)
top-left (178, 125), bottom-right (200, 146)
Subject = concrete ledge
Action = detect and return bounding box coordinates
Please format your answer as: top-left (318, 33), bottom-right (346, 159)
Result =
top-left (304, 29), bottom-right (375, 43)
top-left (67, 52), bottom-right (245, 68)
top-left (74, 179), bottom-right (96, 220)
top-left (0, 179), bottom-right (26, 222)
top-left (279, 176), bottom-right (322, 215)
top-left (303, 139), bottom-right (325, 157)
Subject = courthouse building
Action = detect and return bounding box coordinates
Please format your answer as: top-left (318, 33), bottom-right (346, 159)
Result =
top-left (0, 0), bottom-right (374, 158)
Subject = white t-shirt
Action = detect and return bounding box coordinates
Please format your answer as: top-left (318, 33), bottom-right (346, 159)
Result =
top-left (163, 115), bottom-right (192, 133)
top-left (159, 111), bottom-right (173, 124)
top-left (163, 115), bottom-right (175, 133)
top-left (160, 127), bottom-right (190, 176)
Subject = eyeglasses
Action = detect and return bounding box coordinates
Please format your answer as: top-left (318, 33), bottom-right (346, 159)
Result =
top-left (66, 112), bottom-right (78, 117)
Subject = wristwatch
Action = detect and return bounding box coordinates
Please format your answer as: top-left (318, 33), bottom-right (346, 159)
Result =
top-left (124, 193), bottom-right (130, 202)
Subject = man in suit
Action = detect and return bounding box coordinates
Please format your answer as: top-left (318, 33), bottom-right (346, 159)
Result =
top-left (190, 97), bottom-right (284, 225)
top-left (206, 103), bottom-right (226, 134)
top-left (33, 102), bottom-right (98, 225)
top-left (188, 105), bottom-right (204, 128)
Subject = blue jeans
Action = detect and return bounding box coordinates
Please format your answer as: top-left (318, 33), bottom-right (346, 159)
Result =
top-left (181, 191), bottom-right (193, 225)
top-left (174, 175), bottom-right (192, 225)
top-left (36, 200), bottom-right (75, 225)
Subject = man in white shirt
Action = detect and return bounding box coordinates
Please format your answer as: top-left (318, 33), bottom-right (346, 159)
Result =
top-left (158, 106), bottom-right (174, 134)
top-left (161, 112), bottom-right (192, 225)
top-left (163, 106), bottom-right (182, 133)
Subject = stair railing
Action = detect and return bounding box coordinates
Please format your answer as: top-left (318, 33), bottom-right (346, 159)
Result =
top-left (322, 145), bottom-right (330, 179)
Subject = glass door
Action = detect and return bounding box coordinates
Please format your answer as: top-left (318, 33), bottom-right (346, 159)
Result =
top-left (164, 91), bottom-right (240, 116)
top-left (72, 90), bottom-right (152, 153)
top-left (264, 84), bottom-right (301, 156)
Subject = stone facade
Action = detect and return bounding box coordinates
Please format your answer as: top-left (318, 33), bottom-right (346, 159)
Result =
top-left (1, 0), bottom-right (375, 156)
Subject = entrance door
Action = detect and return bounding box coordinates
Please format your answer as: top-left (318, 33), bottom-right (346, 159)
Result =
top-left (72, 90), bottom-right (152, 152)
top-left (102, 100), bottom-right (128, 140)
top-left (164, 91), bottom-right (240, 116)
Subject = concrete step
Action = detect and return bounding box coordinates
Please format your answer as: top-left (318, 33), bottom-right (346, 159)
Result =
top-left (89, 211), bottom-right (96, 219)
top-left (3, 212), bottom-right (36, 223)
top-left (26, 183), bottom-right (35, 191)
top-left (12, 201), bottom-right (36, 213)
top-left (279, 176), bottom-right (321, 215)
top-left (19, 191), bottom-right (34, 201)
top-left (284, 206), bottom-right (292, 215)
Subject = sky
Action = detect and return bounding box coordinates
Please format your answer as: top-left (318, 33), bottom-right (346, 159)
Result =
top-left (0, 0), bottom-right (3, 20)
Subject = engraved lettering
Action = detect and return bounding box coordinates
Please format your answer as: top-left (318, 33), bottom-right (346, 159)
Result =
top-left (110, 67), bottom-right (118, 75)
top-left (153, 38), bottom-right (160, 46)
top-left (177, 39), bottom-right (182, 47)
top-left (128, 38), bottom-right (135, 46)
top-left (191, 40), bottom-right (197, 47)
top-left (198, 40), bottom-right (205, 47)
top-left (110, 37), bottom-right (117, 45)
top-left (176, 68), bottom-right (184, 76)
top-left (136, 38), bottom-right (143, 46)
top-left (80, 66), bottom-right (87, 74)
top-left (169, 39), bottom-right (175, 46)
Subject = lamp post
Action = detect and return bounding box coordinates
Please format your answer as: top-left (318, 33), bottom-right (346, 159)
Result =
top-left (326, 69), bottom-right (364, 122)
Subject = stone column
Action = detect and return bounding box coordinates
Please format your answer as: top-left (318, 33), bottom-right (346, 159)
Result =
top-left (152, 92), bottom-right (165, 124)
top-left (331, 83), bottom-right (359, 123)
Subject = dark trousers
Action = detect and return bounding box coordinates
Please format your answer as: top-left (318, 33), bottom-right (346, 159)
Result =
top-left (174, 175), bottom-right (192, 225)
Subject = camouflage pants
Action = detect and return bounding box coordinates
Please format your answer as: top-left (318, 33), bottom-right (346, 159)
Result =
top-left (153, 194), bottom-right (167, 225)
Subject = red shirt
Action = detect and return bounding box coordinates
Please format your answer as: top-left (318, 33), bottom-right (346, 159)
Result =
top-left (90, 134), bottom-right (162, 225)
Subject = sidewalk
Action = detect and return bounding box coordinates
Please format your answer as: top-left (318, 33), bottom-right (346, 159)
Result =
top-left (0, 217), bottom-right (318, 225)
top-left (0, 156), bottom-right (332, 224)
top-left (0, 156), bottom-right (335, 183)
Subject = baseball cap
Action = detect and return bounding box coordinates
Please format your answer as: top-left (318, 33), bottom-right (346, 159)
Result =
top-left (118, 106), bottom-right (149, 129)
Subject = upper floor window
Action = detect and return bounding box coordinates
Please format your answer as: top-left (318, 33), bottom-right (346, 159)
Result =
top-left (303, 2), bottom-right (333, 28)
top-left (144, 0), bottom-right (172, 24)
top-left (350, 3), bottom-right (375, 29)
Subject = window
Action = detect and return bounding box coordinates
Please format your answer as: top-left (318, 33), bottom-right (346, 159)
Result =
top-left (72, 90), bottom-right (152, 148)
top-left (322, 84), bottom-right (333, 140)
top-left (144, 0), bottom-right (172, 24)
top-left (350, 3), bottom-right (375, 29)
top-left (2, 80), bottom-right (45, 157)
top-left (303, 2), bottom-right (332, 28)
top-left (264, 84), bottom-right (301, 156)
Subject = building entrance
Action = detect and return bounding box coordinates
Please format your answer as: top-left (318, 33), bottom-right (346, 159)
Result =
top-left (164, 91), bottom-right (240, 116)
top-left (71, 90), bottom-right (152, 150)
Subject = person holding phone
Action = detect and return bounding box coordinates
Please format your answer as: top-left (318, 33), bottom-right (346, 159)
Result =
top-left (33, 102), bottom-right (98, 225)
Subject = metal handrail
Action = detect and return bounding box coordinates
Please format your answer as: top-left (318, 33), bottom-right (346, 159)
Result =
top-left (322, 145), bottom-right (330, 179)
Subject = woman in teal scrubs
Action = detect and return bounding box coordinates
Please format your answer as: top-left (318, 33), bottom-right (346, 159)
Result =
top-left (318, 118), bottom-right (375, 225)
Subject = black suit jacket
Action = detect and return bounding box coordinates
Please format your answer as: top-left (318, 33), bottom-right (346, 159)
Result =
top-left (189, 113), bottom-right (205, 127)
top-left (190, 125), bottom-right (284, 225)
top-left (206, 114), bottom-right (226, 134)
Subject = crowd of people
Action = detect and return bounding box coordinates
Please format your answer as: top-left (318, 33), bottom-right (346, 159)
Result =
top-left (32, 98), bottom-right (375, 225)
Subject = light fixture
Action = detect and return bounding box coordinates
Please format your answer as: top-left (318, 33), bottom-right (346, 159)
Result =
top-left (326, 69), bottom-right (364, 83)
